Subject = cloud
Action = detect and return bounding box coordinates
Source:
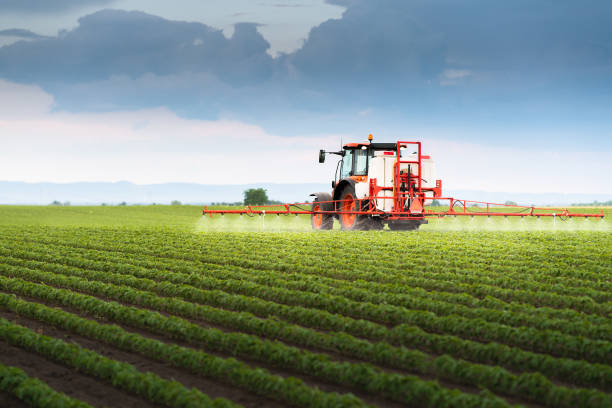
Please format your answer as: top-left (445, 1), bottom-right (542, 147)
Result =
top-left (0, 28), bottom-right (50, 40)
top-left (0, 0), bottom-right (115, 13)
top-left (0, 9), bottom-right (275, 85)
top-left (0, 3), bottom-right (611, 145)
top-left (1, 79), bottom-right (609, 194)
top-left (0, 80), bottom-right (343, 184)
top-left (439, 69), bottom-right (471, 86)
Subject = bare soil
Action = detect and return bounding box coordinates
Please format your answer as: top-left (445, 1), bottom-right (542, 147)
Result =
top-left (0, 304), bottom-right (407, 408)
top-left (0, 286), bottom-right (546, 408)
top-left (0, 338), bottom-right (163, 408)
top-left (0, 309), bottom-right (286, 408)
top-left (0, 391), bottom-right (29, 408)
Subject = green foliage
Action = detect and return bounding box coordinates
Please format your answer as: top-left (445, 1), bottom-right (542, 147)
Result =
top-left (0, 291), bottom-right (363, 408)
top-left (0, 316), bottom-right (239, 408)
top-left (0, 205), bottom-right (610, 407)
top-left (572, 200), bottom-right (612, 206)
top-left (243, 188), bottom-right (268, 205)
top-left (0, 362), bottom-right (92, 407)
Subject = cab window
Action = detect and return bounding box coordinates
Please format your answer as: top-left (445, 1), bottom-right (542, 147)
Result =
top-left (341, 150), bottom-right (353, 178)
top-left (354, 149), bottom-right (368, 175)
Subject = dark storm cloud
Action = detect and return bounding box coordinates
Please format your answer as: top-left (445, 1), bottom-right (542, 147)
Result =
top-left (0, 9), bottom-right (275, 84)
top-left (0, 28), bottom-right (50, 40)
top-left (2, 2), bottom-right (610, 88)
top-left (0, 1), bottom-right (610, 137)
top-left (0, 0), bottom-right (115, 13)
top-left (295, 0), bottom-right (612, 82)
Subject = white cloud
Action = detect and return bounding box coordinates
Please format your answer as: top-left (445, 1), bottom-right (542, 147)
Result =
top-left (422, 138), bottom-right (611, 194)
top-left (439, 68), bottom-right (472, 86)
top-left (0, 79), bottom-right (609, 195)
top-left (443, 69), bottom-right (471, 79)
top-left (0, 80), bottom-right (343, 184)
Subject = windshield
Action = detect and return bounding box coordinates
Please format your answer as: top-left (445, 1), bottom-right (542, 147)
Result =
top-left (341, 150), bottom-right (353, 178)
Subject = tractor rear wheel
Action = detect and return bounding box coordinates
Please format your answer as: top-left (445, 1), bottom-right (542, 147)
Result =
top-left (311, 198), bottom-right (333, 230)
top-left (338, 185), bottom-right (368, 230)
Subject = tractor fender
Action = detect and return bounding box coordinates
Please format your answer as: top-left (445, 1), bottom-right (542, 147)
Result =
top-left (333, 178), bottom-right (373, 212)
top-left (332, 179), bottom-right (355, 203)
top-left (309, 192), bottom-right (333, 211)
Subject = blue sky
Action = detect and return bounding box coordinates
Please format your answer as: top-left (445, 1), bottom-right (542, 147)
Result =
top-left (0, 0), bottom-right (610, 194)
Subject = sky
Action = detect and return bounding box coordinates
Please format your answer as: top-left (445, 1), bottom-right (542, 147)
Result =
top-left (0, 0), bottom-right (611, 195)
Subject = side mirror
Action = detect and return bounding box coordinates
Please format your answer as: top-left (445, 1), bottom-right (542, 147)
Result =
top-left (319, 149), bottom-right (326, 163)
top-left (331, 180), bottom-right (336, 189)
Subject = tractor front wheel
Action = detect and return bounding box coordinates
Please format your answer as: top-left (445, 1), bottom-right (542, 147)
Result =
top-left (338, 185), bottom-right (368, 230)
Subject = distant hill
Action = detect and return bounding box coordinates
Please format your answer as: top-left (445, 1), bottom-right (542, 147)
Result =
top-left (0, 181), bottom-right (329, 205)
top-left (0, 181), bottom-right (610, 206)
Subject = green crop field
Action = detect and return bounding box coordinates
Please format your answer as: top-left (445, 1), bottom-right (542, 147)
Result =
top-left (0, 205), bottom-right (610, 408)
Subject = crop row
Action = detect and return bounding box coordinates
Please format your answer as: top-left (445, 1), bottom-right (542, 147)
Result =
top-left (4, 231), bottom-right (610, 296)
top-left (0, 292), bottom-right (367, 408)
top-left (4, 242), bottom-right (607, 340)
top-left (188, 246), bottom-right (611, 300)
top-left (0, 362), bottom-right (91, 408)
top-left (0, 262), bottom-right (609, 391)
top-left (22, 238), bottom-right (606, 326)
top-left (4, 254), bottom-right (607, 363)
top-left (6, 234), bottom-right (608, 315)
top-left (56, 228), bottom-right (610, 284)
top-left (2, 270), bottom-right (608, 408)
top-left (13, 226), bottom-right (607, 279)
top-left (0, 274), bottom-right (512, 408)
top-left (0, 317), bottom-right (239, 408)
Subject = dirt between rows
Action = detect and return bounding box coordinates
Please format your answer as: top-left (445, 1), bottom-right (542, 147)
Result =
top-left (0, 287), bottom-right (547, 408)
top-left (0, 391), bottom-right (29, 408)
top-left (0, 338), bottom-right (164, 408)
top-left (0, 305), bottom-right (409, 408)
top-left (0, 308), bottom-right (287, 408)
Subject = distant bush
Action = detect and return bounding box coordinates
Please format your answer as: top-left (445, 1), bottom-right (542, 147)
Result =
top-left (118, 201), bottom-right (127, 206)
top-left (504, 201), bottom-right (518, 206)
top-left (571, 200), bottom-right (612, 206)
top-left (50, 200), bottom-right (62, 206)
top-left (171, 200), bottom-right (182, 206)
top-left (244, 188), bottom-right (269, 206)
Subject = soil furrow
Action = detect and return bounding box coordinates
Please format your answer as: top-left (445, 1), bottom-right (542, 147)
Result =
top-left (0, 300), bottom-right (407, 408)
top-left (0, 391), bottom-right (30, 408)
top-left (0, 338), bottom-right (162, 408)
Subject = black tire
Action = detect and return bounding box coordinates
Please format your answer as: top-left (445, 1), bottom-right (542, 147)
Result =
top-left (388, 220), bottom-right (423, 231)
top-left (311, 197), bottom-right (333, 230)
top-left (337, 185), bottom-right (369, 230)
top-left (367, 218), bottom-right (384, 230)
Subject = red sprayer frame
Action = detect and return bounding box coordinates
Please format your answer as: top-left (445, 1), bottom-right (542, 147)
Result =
top-left (202, 141), bottom-right (605, 221)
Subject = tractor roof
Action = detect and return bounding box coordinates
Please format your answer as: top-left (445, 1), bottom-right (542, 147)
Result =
top-left (343, 142), bottom-right (398, 150)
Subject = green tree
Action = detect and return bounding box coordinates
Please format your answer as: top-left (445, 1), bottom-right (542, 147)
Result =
top-left (504, 200), bottom-right (518, 206)
top-left (171, 200), bottom-right (182, 206)
top-left (244, 188), bottom-right (269, 205)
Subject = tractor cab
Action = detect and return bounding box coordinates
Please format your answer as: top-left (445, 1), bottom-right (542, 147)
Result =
top-left (339, 144), bottom-right (369, 180)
